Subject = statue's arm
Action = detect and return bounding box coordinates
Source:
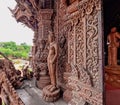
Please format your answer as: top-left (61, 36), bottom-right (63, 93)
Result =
top-left (116, 32), bottom-right (120, 39)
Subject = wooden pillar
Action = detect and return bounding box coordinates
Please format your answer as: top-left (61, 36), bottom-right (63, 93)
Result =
top-left (38, 9), bottom-right (53, 40)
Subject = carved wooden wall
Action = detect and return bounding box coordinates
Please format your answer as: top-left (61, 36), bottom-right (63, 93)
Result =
top-left (11, 0), bottom-right (104, 104)
top-left (56, 0), bottom-right (103, 104)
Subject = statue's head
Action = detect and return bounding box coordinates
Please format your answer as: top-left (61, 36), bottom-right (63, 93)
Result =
top-left (111, 27), bottom-right (117, 33)
top-left (48, 31), bottom-right (55, 43)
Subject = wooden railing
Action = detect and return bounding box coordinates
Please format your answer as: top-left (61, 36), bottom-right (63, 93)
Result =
top-left (0, 71), bottom-right (24, 105)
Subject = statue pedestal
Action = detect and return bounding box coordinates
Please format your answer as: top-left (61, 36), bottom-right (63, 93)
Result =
top-left (105, 65), bottom-right (120, 88)
top-left (42, 85), bottom-right (60, 102)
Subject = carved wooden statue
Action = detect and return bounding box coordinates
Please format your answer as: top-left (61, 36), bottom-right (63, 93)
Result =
top-left (42, 31), bottom-right (60, 102)
top-left (105, 27), bottom-right (120, 88)
top-left (47, 31), bottom-right (57, 88)
top-left (107, 27), bottom-right (120, 66)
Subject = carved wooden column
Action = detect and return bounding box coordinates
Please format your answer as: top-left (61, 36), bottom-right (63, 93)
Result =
top-left (37, 9), bottom-right (53, 40)
top-left (35, 9), bottom-right (53, 89)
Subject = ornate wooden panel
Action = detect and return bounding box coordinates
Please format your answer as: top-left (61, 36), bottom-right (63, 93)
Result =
top-left (57, 0), bottom-right (103, 104)
top-left (69, 0), bottom-right (103, 105)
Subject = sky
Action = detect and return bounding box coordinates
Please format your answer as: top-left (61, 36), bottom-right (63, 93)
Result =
top-left (0, 0), bottom-right (34, 45)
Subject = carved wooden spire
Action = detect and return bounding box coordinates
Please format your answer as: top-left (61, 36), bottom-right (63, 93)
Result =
top-left (10, 0), bottom-right (53, 31)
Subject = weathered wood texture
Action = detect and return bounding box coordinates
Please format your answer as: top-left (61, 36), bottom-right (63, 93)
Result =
top-left (0, 72), bottom-right (24, 105)
top-left (0, 58), bottom-right (24, 105)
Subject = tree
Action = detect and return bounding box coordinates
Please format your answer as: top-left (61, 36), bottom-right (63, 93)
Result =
top-left (0, 41), bottom-right (31, 59)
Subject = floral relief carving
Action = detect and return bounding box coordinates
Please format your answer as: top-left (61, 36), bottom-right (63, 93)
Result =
top-left (67, 0), bottom-right (103, 105)
top-left (77, 0), bottom-right (101, 18)
top-left (58, 25), bottom-right (69, 85)
top-left (68, 23), bottom-right (74, 64)
top-left (75, 18), bottom-right (85, 66)
top-left (86, 10), bottom-right (99, 88)
top-left (73, 0), bottom-right (102, 89)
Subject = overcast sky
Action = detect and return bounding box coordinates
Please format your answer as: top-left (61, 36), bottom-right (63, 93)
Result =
top-left (0, 0), bottom-right (34, 45)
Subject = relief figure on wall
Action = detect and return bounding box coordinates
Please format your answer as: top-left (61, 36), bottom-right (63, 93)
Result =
top-left (107, 27), bottom-right (120, 66)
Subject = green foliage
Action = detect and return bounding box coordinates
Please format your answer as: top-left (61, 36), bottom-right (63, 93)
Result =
top-left (0, 42), bottom-right (31, 60)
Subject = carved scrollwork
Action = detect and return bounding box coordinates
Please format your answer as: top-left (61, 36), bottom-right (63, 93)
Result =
top-left (70, 64), bottom-right (92, 86)
top-left (68, 75), bottom-right (102, 105)
top-left (77, 0), bottom-right (101, 18)
top-left (68, 24), bottom-right (74, 64)
top-left (65, 0), bottom-right (103, 104)
top-left (58, 27), bottom-right (68, 84)
top-left (86, 10), bottom-right (99, 88)
top-left (67, 0), bottom-right (101, 89)
top-left (75, 18), bottom-right (85, 66)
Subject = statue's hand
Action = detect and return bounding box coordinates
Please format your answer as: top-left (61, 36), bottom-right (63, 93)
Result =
top-left (49, 59), bottom-right (51, 63)
top-left (50, 60), bottom-right (53, 63)
top-left (50, 59), bottom-right (55, 64)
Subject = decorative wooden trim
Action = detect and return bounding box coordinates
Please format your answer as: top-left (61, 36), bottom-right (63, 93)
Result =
top-left (0, 72), bottom-right (24, 105)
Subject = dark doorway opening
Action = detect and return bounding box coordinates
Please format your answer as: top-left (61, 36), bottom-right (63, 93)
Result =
top-left (103, 0), bottom-right (120, 105)
top-left (104, 0), bottom-right (120, 65)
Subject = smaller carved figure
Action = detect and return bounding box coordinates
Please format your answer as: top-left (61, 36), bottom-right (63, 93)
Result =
top-left (21, 63), bottom-right (33, 80)
top-left (107, 27), bottom-right (120, 66)
top-left (34, 39), bottom-right (50, 89)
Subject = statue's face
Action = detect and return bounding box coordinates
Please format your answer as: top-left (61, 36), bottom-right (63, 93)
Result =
top-left (48, 34), bottom-right (53, 43)
top-left (111, 27), bottom-right (117, 33)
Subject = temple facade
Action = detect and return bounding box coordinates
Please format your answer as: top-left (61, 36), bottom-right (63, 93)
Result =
top-left (0, 0), bottom-right (104, 105)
